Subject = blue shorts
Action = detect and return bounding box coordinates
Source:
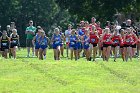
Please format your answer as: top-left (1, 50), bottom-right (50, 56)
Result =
top-left (53, 43), bottom-right (60, 49)
top-left (35, 43), bottom-right (40, 49)
top-left (40, 45), bottom-right (47, 50)
top-left (69, 44), bottom-right (77, 50)
top-left (77, 42), bottom-right (83, 49)
top-left (35, 45), bottom-right (40, 49)
top-left (84, 45), bottom-right (89, 50)
top-left (60, 43), bottom-right (64, 47)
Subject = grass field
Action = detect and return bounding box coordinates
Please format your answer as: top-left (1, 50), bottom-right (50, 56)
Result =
top-left (0, 49), bottom-right (140, 93)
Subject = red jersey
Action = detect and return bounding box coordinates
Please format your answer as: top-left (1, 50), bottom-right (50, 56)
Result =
top-left (97, 27), bottom-right (102, 36)
top-left (103, 34), bottom-right (112, 44)
top-left (124, 34), bottom-right (133, 45)
top-left (131, 34), bottom-right (137, 44)
top-left (90, 32), bottom-right (99, 44)
top-left (112, 35), bottom-right (121, 45)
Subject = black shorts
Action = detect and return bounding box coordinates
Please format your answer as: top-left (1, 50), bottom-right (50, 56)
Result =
top-left (120, 46), bottom-right (124, 48)
top-left (112, 44), bottom-right (119, 48)
top-left (124, 44), bottom-right (131, 47)
top-left (10, 43), bottom-right (18, 48)
top-left (101, 47), bottom-right (103, 50)
top-left (1, 46), bottom-right (9, 51)
top-left (91, 43), bottom-right (98, 47)
top-left (103, 44), bottom-right (112, 47)
top-left (26, 39), bottom-right (34, 47)
top-left (131, 44), bottom-right (137, 48)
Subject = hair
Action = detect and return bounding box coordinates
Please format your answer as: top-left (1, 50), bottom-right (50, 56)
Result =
top-left (104, 28), bottom-right (110, 33)
top-left (54, 28), bottom-right (59, 33)
top-left (12, 29), bottom-right (17, 33)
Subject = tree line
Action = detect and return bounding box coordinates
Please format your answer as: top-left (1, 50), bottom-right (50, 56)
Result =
top-left (0, 0), bottom-right (140, 46)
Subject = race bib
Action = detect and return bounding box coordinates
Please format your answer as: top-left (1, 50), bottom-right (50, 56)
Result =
top-left (41, 42), bottom-right (45, 45)
top-left (106, 39), bottom-right (110, 42)
top-left (126, 39), bottom-right (130, 42)
top-left (91, 39), bottom-right (95, 42)
top-left (55, 41), bottom-right (59, 44)
top-left (72, 38), bottom-right (76, 41)
top-left (85, 42), bottom-right (89, 45)
top-left (114, 40), bottom-right (119, 43)
top-left (2, 43), bottom-right (7, 46)
top-left (71, 42), bottom-right (75, 45)
top-left (13, 40), bottom-right (17, 43)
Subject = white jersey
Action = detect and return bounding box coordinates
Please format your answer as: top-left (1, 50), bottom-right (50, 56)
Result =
top-left (65, 29), bottom-right (71, 42)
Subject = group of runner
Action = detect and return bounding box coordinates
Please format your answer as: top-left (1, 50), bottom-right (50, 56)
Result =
top-left (0, 18), bottom-right (140, 61)
top-left (51, 17), bottom-right (140, 62)
top-left (0, 22), bottom-right (19, 59)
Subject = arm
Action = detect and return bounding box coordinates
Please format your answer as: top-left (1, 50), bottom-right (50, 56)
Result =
top-left (32, 36), bottom-right (36, 46)
top-left (0, 37), bottom-right (1, 48)
top-left (47, 37), bottom-right (50, 45)
top-left (132, 34), bottom-right (138, 45)
top-left (51, 35), bottom-right (54, 44)
top-left (101, 34), bottom-right (105, 43)
top-left (8, 37), bottom-right (10, 48)
top-left (17, 35), bottom-right (20, 46)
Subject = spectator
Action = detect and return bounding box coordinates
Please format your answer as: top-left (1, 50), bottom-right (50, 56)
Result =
top-left (25, 20), bottom-right (36, 57)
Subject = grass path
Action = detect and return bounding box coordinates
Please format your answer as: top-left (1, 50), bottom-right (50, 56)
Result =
top-left (0, 49), bottom-right (139, 93)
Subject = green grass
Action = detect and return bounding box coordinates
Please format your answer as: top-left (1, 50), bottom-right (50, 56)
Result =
top-left (0, 49), bottom-right (140, 93)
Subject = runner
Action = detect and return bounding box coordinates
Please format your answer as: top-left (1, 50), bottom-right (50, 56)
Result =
top-left (89, 25), bottom-right (99, 61)
top-left (51, 28), bottom-right (62, 60)
top-left (69, 29), bottom-right (79, 60)
top-left (0, 30), bottom-right (10, 59)
top-left (111, 30), bottom-right (122, 62)
top-left (10, 29), bottom-right (19, 59)
top-left (59, 26), bottom-right (65, 57)
top-left (102, 28), bottom-right (112, 61)
top-left (130, 27), bottom-right (138, 57)
top-left (39, 30), bottom-right (49, 60)
top-left (32, 27), bottom-right (42, 57)
top-left (82, 29), bottom-right (90, 61)
top-left (120, 29), bottom-right (125, 61)
top-left (124, 28), bottom-right (133, 62)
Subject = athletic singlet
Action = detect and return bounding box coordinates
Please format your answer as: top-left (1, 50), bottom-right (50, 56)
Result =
top-left (131, 34), bottom-right (137, 44)
top-left (70, 35), bottom-right (77, 45)
top-left (11, 34), bottom-right (18, 45)
top-left (53, 34), bottom-right (61, 45)
top-left (1, 36), bottom-right (9, 47)
top-left (90, 32), bottom-right (99, 44)
top-left (40, 36), bottom-right (48, 46)
top-left (35, 34), bottom-right (41, 44)
top-left (103, 34), bottom-right (112, 44)
top-left (83, 35), bottom-right (90, 45)
top-left (124, 34), bottom-right (133, 45)
top-left (112, 35), bottom-right (121, 45)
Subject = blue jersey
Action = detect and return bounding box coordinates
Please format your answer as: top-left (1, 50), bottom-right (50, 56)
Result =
top-left (77, 29), bottom-right (84, 36)
top-left (77, 35), bottom-right (83, 49)
top-left (52, 34), bottom-right (61, 49)
top-left (39, 36), bottom-right (48, 49)
top-left (53, 34), bottom-right (61, 45)
top-left (35, 34), bottom-right (41, 49)
top-left (69, 35), bottom-right (77, 47)
top-left (35, 34), bottom-right (40, 44)
top-left (40, 36), bottom-right (48, 46)
top-left (83, 35), bottom-right (90, 49)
